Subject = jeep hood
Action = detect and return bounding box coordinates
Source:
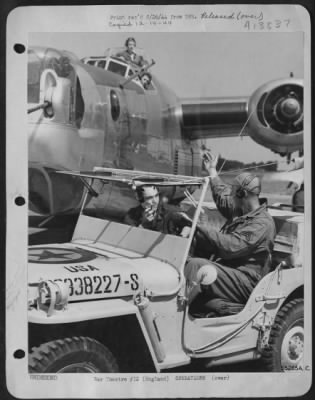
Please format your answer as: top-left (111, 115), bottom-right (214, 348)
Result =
top-left (28, 243), bottom-right (180, 301)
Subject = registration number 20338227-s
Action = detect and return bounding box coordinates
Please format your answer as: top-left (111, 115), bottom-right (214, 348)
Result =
top-left (53, 273), bottom-right (140, 297)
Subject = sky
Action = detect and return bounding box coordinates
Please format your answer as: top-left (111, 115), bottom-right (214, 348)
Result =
top-left (29, 32), bottom-right (304, 163)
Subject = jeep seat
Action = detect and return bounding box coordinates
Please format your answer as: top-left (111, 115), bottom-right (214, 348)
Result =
top-left (270, 213), bottom-right (298, 270)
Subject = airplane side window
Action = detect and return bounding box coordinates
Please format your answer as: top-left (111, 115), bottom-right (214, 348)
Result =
top-left (75, 78), bottom-right (85, 129)
top-left (110, 90), bottom-right (120, 121)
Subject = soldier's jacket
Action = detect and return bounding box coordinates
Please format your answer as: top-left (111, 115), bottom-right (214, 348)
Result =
top-left (198, 176), bottom-right (276, 277)
top-left (115, 50), bottom-right (146, 67)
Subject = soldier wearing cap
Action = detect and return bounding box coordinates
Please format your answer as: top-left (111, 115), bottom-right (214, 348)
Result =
top-left (185, 151), bottom-right (276, 317)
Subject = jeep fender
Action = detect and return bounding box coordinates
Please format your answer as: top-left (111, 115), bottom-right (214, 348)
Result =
top-left (29, 298), bottom-right (160, 370)
top-left (29, 298), bottom-right (139, 323)
top-left (251, 267), bottom-right (303, 349)
top-left (252, 267), bottom-right (303, 308)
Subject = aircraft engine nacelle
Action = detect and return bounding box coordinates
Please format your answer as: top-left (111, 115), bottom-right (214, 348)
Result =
top-left (247, 78), bottom-right (303, 155)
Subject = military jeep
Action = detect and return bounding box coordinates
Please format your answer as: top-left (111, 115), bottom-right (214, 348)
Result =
top-left (28, 168), bottom-right (304, 373)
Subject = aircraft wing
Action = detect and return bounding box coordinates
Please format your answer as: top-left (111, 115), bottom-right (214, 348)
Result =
top-left (180, 97), bottom-right (248, 140)
top-left (268, 168), bottom-right (304, 188)
top-left (180, 78), bottom-right (303, 157)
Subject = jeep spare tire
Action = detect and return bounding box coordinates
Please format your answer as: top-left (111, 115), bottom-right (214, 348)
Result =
top-left (262, 298), bottom-right (304, 372)
top-left (29, 336), bottom-right (119, 373)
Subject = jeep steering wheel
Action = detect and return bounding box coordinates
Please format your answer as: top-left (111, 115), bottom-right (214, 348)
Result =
top-left (165, 212), bottom-right (192, 236)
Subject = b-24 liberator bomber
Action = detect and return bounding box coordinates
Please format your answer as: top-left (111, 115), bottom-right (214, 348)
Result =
top-left (28, 46), bottom-right (303, 218)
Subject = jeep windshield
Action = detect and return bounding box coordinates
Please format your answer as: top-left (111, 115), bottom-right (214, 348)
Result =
top-left (58, 168), bottom-right (207, 233)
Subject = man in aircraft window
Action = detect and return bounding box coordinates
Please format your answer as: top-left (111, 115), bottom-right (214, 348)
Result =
top-left (140, 72), bottom-right (152, 90)
top-left (184, 151), bottom-right (276, 317)
top-left (124, 185), bottom-right (177, 233)
top-left (116, 37), bottom-right (147, 67)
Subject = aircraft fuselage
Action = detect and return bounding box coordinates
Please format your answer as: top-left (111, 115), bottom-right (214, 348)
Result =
top-left (28, 47), bottom-right (303, 216)
top-left (28, 47), bottom-right (201, 215)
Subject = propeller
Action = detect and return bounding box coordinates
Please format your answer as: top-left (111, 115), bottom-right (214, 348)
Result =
top-left (248, 78), bottom-right (303, 155)
top-left (256, 83), bottom-right (303, 134)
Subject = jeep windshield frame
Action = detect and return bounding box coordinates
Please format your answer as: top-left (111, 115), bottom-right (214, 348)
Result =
top-left (57, 168), bottom-right (209, 298)
top-left (58, 167), bottom-right (209, 247)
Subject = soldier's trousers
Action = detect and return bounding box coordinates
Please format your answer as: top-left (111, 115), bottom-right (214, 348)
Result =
top-left (186, 258), bottom-right (261, 316)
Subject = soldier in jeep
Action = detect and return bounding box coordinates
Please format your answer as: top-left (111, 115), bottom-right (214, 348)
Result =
top-left (124, 185), bottom-right (180, 233)
top-left (185, 151), bottom-right (277, 317)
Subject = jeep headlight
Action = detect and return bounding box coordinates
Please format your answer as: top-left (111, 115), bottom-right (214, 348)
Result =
top-left (37, 280), bottom-right (69, 316)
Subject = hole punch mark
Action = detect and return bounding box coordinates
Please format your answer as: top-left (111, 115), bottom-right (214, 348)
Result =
top-left (15, 196), bottom-right (25, 206)
top-left (14, 43), bottom-right (25, 54)
top-left (13, 349), bottom-right (25, 359)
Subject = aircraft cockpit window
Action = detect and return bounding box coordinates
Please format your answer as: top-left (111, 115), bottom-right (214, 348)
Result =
top-left (107, 60), bottom-right (127, 77)
top-left (87, 60), bottom-right (96, 66)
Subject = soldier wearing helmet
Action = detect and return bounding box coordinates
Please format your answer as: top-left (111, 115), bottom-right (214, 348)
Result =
top-left (185, 150), bottom-right (276, 317)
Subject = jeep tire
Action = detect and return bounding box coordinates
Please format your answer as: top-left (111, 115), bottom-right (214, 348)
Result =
top-left (262, 298), bottom-right (304, 372)
top-left (29, 336), bottom-right (119, 373)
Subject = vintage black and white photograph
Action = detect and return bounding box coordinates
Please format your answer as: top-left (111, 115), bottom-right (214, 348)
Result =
top-left (5, 4), bottom-right (311, 398)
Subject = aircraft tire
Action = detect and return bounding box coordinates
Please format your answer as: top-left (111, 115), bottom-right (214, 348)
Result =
top-left (29, 336), bottom-right (119, 373)
top-left (261, 298), bottom-right (304, 372)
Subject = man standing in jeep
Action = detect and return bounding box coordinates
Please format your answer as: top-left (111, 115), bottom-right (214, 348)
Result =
top-left (186, 151), bottom-right (276, 317)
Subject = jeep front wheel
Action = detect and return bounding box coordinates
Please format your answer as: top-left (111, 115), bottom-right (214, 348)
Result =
top-left (29, 336), bottom-right (119, 373)
top-left (262, 299), bottom-right (304, 372)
